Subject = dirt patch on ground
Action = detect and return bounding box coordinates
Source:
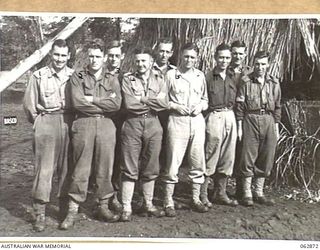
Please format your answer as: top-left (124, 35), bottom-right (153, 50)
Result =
top-left (1, 91), bottom-right (320, 240)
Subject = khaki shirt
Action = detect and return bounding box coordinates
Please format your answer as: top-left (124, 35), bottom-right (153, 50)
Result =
top-left (122, 70), bottom-right (168, 116)
top-left (206, 67), bottom-right (237, 111)
top-left (23, 65), bottom-right (74, 123)
top-left (236, 72), bottom-right (281, 123)
top-left (70, 67), bottom-right (122, 116)
top-left (166, 68), bottom-right (208, 113)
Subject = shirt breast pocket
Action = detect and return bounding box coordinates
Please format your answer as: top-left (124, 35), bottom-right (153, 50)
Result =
top-left (131, 81), bottom-right (144, 96)
top-left (43, 89), bottom-right (60, 109)
top-left (83, 82), bottom-right (94, 96)
top-left (100, 83), bottom-right (115, 98)
top-left (193, 85), bottom-right (202, 97)
top-left (148, 84), bottom-right (160, 98)
top-left (246, 86), bottom-right (260, 110)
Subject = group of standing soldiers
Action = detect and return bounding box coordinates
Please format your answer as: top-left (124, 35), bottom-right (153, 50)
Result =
top-left (23, 37), bottom-right (281, 232)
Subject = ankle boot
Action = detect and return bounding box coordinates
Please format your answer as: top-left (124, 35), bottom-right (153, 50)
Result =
top-left (141, 181), bottom-right (165, 217)
top-left (96, 198), bottom-right (120, 222)
top-left (163, 183), bottom-right (176, 217)
top-left (120, 180), bottom-right (135, 222)
top-left (191, 183), bottom-right (208, 213)
top-left (109, 192), bottom-right (123, 213)
top-left (200, 176), bottom-right (213, 208)
top-left (59, 199), bottom-right (79, 230)
top-left (253, 177), bottom-right (275, 206)
top-left (33, 200), bottom-right (46, 232)
top-left (212, 174), bottom-right (238, 206)
top-left (240, 177), bottom-right (254, 207)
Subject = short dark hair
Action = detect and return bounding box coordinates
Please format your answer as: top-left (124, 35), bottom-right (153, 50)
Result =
top-left (231, 40), bottom-right (246, 48)
top-left (106, 40), bottom-right (122, 50)
top-left (133, 46), bottom-right (153, 57)
top-left (86, 38), bottom-right (105, 53)
top-left (180, 42), bottom-right (199, 54)
top-left (215, 43), bottom-right (231, 56)
top-left (254, 50), bottom-right (270, 60)
top-left (51, 39), bottom-right (69, 51)
top-left (156, 37), bottom-right (173, 48)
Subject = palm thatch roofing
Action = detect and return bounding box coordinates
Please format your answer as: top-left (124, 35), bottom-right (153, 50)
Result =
top-left (122, 18), bottom-right (320, 82)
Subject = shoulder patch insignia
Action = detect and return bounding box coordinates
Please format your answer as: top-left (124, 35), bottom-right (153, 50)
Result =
top-left (33, 67), bottom-right (48, 78)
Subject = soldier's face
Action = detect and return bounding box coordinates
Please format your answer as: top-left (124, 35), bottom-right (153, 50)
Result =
top-left (134, 53), bottom-right (153, 74)
top-left (231, 47), bottom-right (246, 66)
top-left (106, 47), bottom-right (123, 70)
top-left (88, 48), bottom-right (105, 72)
top-left (156, 43), bottom-right (173, 66)
top-left (50, 46), bottom-right (70, 72)
top-left (181, 49), bottom-right (198, 70)
top-left (254, 57), bottom-right (269, 77)
top-left (215, 49), bottom-right (231, 70)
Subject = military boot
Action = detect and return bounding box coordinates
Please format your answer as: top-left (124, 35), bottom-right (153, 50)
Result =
top-left (96, 198), bottom-right (120, 222)
top-left (240, 177), bottom-right (254, 207)
top-left (109, 192), bottom-right (123, 213)
top-left (253, 177), bottom-right (275, 206)
top-left (200, 176), bottom-right (213, 208)
top-left (212, 174), bottom-right (238, 206)
top-left (59, 199), bottom-right (79, 230)
top-left (163, 183), bottom-right (176, 217)
top-left (140, 181), bottom-right (165, 217)
top-left (33, 200), bottom-right (46, 232)
top-left (120, 180), bottom-right (135, 222)
top-left (191, 183), bottom-right (209, 213)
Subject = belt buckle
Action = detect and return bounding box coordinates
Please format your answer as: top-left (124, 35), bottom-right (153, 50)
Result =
top-left (142, 113), bottom-right (148, 118)
top-left (260, 109), bottom-right (266, 115)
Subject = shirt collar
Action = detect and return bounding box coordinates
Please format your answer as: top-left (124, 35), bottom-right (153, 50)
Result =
top-left (250, 72), bottom-right (272, 84)
top-left (153, 62), bottom-right (175, 72)
top-left (48, 64), bottom-right (68, 79)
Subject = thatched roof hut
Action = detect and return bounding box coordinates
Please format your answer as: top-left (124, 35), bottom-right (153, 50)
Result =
top-left (123, 18), bottom-right (320, 84)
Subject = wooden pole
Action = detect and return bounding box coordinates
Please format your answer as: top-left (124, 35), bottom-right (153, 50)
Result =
top-left (0, 16), bottom-right (88, 93)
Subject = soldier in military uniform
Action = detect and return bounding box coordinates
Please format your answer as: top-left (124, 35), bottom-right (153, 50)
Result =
top-left (152, 38), bottom-right (176, 75)
top-left (105, 40), bottom-right (125, 213)
top-left (162, 43), bottom-right (209, 217)
top-left (229, 40), bottom-right (252, 86)
top-left (60, 39), bottom-right (122, 229)
top-left (200, 43), bottom-right (238, 208)
top-left (229, 40), bottom-right (252, 199)
top-left (120, 46), bottom-right (168, 222)
top-left (236, 50), bottom-right (281, 206)
top-left (23, 39), bottom-right (74, 232)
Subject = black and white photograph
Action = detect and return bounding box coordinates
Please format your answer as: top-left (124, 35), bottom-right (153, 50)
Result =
top-left (0, 12), bottom-right (320, 248)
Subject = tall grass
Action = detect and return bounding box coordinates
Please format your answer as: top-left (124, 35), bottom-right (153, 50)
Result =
top-left (273, 100), bottom-right (320, 200)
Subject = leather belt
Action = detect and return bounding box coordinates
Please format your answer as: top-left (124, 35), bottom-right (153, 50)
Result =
top-left (211, 106), bottom-right (233, 112)
top-left (40, 110), bottom-right (68, 115)
top-left (76, 114), bottom-right (108, 118)
top-left (246, 109), bottom-right (271, 115)
top-left (127, 111), bottom-right (157, 119)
